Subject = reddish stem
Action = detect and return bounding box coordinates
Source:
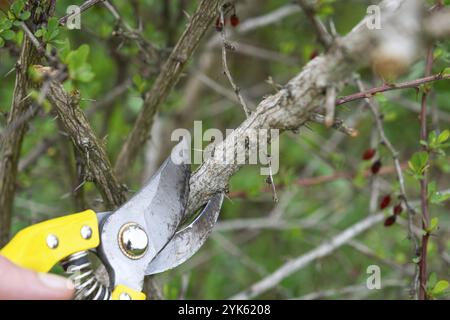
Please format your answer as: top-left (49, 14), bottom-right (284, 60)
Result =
top-left (418, 48), bottom-right (434, 300)
top-left (335, 73), bottom-right (450, 106)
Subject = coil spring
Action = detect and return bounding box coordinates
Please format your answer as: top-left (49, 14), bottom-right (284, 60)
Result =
top-left (61, 251), bottom-right (110, 300)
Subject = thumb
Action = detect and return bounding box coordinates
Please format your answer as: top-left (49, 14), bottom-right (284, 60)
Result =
top-left (0, 256), bottom-right (75, 300)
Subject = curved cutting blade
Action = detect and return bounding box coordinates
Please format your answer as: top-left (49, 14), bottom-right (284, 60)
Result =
top-left (145, 193), bottom-right (224, 275)
top-left (97, 139), bottom-right (191, 290)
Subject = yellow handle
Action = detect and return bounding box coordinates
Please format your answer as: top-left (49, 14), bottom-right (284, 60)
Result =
top-left (111, 285), bottom-right (146, 300)
top-left (0, 210), bottom-right (99, 273)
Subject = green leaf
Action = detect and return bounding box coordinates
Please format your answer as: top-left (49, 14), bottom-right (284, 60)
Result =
top-left (438, 130), bottom-right (450, 144)
top-left (0, 18), bottom-right (13, 30)
top-left (10, 0), bottom-right (25, 16)
top-left (408, 151), bottom-right (429, 176)
top-left (34, 29), bottom-right (44, 37)
top-left (0, 37), bottom-right (5, 48)
top-left (430, 191), bottom-right (450, 205)
top-left (66, 44), bottom-right (90, 67)
top-left (47, 17), bottom-right (58, 33)
top-left (412, 256), bottom-right (421, 264)
top-left (45, 17), bottom-right (59, 41)
top-left (431, 280), bottom-right (449, 296)
top-left (428, 273), bottom-right (438, 290)
top-left (427, 217), bottom-right (439, 233)
top-left (65, 44), bottom-right (95, 83)
top-left (1, 29), bottom-right (15, 40)
top-left (76, 67), bottom-right (95, 82)
top-left (19, 11), bottom-right (31, 21)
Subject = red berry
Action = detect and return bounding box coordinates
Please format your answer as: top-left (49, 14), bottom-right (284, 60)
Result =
top-left (230, 14), bottom-right (240, 27)
top-left (380, 195), bottom-right (392, 210)
top-left (309, 49), bottom-right (319, 61)
top-left (215, 17), bottom-right (223, 32)
top-left (393, 203), bottom-right (403, 215)
top-left (362, 148), bottom-right (376, 161)
top-left (384, 215), bottom-right (397, 227)
top-left (371, 160), bottom-right (382, 175)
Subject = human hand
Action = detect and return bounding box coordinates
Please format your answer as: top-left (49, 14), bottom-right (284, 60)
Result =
top-left (0, 256), bottom-right (74, 300)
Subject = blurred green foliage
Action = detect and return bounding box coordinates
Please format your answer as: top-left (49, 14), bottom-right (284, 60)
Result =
top-left (0, 0), bottom-right (449, 299)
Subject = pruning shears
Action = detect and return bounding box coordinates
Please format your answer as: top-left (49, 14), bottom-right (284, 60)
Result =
top-left (0, 141), bottom-right (224, 300)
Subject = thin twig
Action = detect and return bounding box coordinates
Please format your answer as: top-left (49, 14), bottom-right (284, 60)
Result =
top-left (219, 5), bottom-right (251, 118)
top-left (335, 73), bottom-right (450, 106)
top-left (229, 162), bottom-right (407, 199)
top-left (59, 0), bottom-right (105, 25)
top-left (309, 113), bottom-right (358, 137)
top-left (294, 279), bottom-right (405, 300)
top-left (102, 0), bottom-right (160, 62)
top-left (297, 0), bottom-right (333, 48)
top-left (229, 213), bottom-right (385, 300)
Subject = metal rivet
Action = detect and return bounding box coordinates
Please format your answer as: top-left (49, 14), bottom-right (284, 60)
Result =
top-left (46, 234), bottom-right (59, 249)
top-left (80, 225), bottom-right (92, 240)
top-left (119, 292), bottom-right (132, 300)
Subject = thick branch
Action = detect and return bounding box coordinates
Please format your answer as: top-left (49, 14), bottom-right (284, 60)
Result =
top-left (46, 82), bottom-right (126, 209)
top-left (187, 0), bottom-right (433, 213)
top-left (0, 0), bottom-right (55, 246)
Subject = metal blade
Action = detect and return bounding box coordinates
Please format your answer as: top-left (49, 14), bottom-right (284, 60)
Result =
top-left (145, 193), bottom-right (224, 275)
top-left (95, 211), bottom-right (112, 227)
top-left (97, 139), bottom-right (191, 290)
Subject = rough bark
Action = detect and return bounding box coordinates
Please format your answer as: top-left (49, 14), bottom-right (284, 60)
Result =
top-left (46, 82), bottom-right (126, 209)
top-left (0, 0), bottom-right (56, 246)
top-left (46, 80), bottom-right (164, 299)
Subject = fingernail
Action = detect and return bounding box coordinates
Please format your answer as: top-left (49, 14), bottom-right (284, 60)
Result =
top-left (38, 273), bottom-right (74, 291)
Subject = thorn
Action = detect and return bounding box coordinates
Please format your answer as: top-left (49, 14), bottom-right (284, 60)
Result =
top-left (4, 67), bottom-right (16, 78)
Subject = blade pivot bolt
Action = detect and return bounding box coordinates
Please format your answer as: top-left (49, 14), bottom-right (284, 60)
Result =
top-left (118, 223), bottom-right (149, 259)
top-left (46, 234), bottom-right (59, 249)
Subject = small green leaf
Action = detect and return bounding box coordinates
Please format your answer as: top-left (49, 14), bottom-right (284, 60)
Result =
top-left (427, 217), bottom-right (439, 233)
top-left (19, 11), bottom-right (31, 21)
top-left (431, 280), bottom-right (449, 296)
top-left (430, 191), bottom-right (450, 204)
top-left (0, 18), bottom-right (13, 30)
top-left (47, 17), bottom-right (58, 32)
top-left (408, 151), bottom-right (429, 176)
top-left (10, 0), bottom-right (25, 16)
top-left (1, 29), bottom-right (15, 40)
top-left (428, 273), bottom-right (438, 290)
top-left (35, 29), bottom-right (44, 37)
top-left (438, 130), bottom-right (450, 144)
top-left (64, 44), bottom-right (95, 83)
